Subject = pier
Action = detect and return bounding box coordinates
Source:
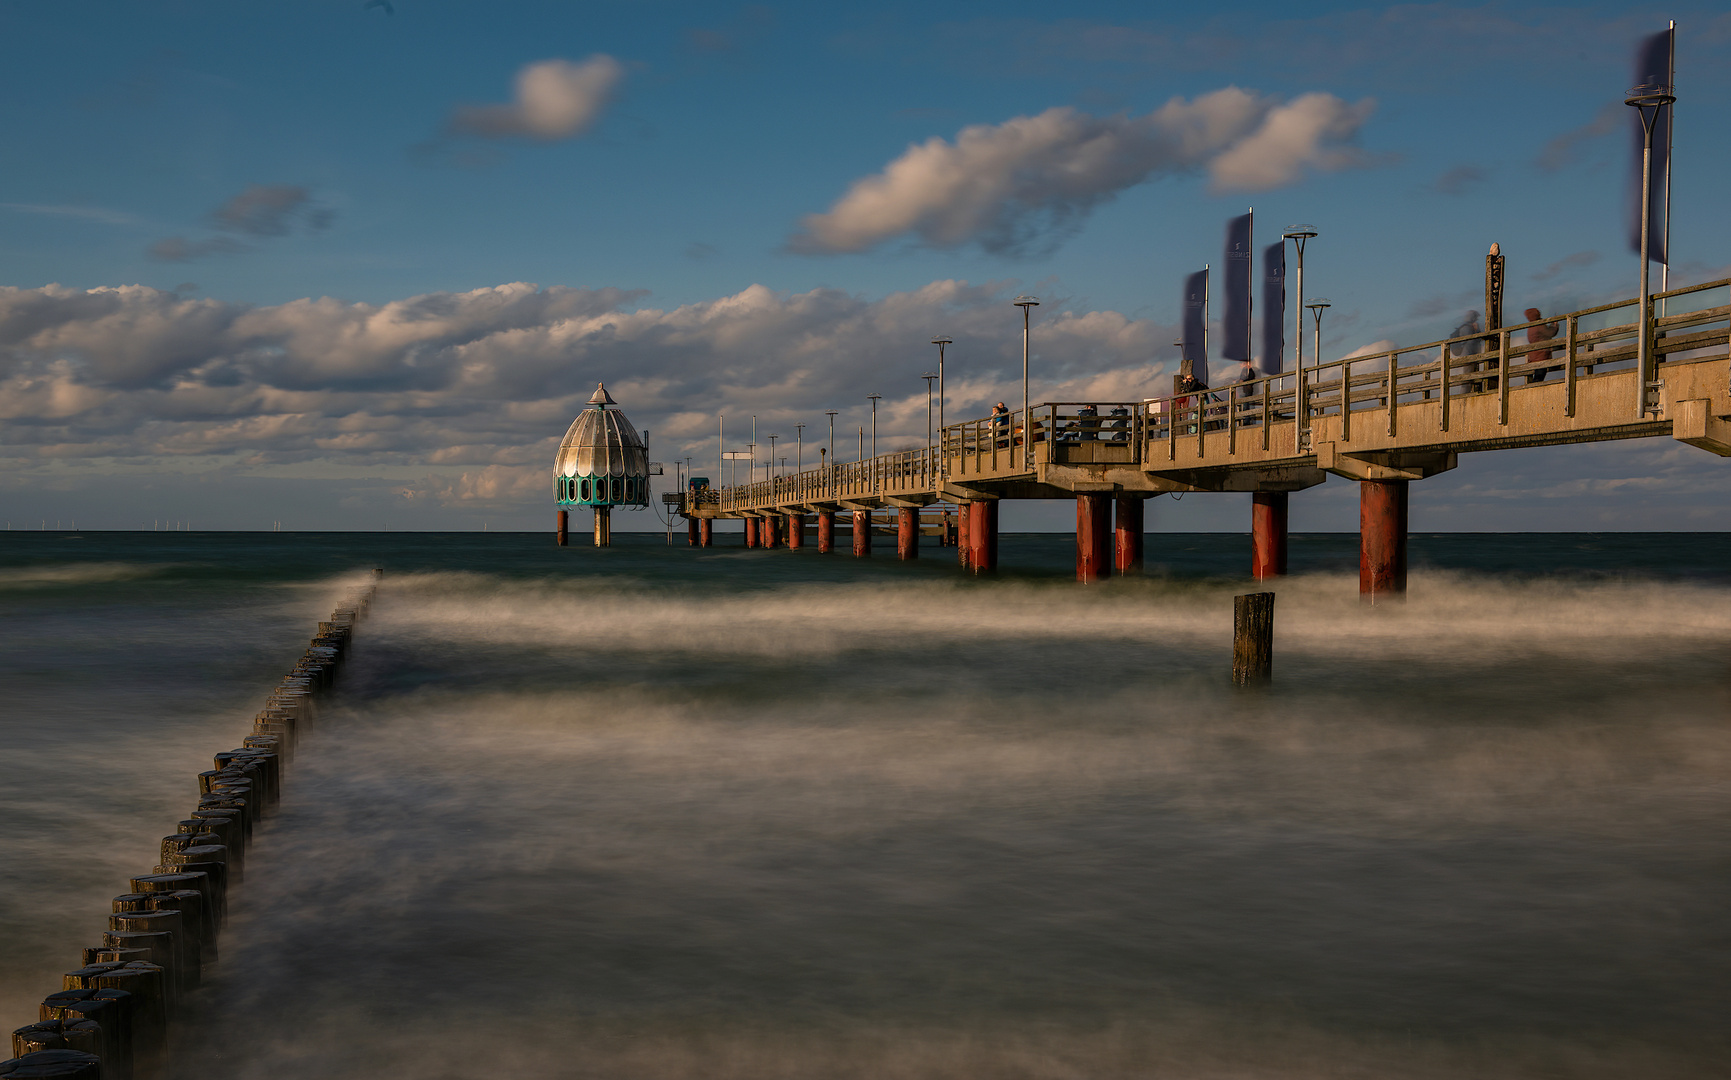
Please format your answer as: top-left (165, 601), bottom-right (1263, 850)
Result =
top-left (682, 277), bottom-right (1731, 595)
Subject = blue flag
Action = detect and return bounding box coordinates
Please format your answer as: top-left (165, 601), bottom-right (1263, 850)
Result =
top-left (1261, 241), bottom-right (1286, 375)
top-left (1221, 212), bottom-right (1253, 362)
top-left (1182, 268), bottom-right (1209, 388)
top-left (1627, 27), bottom-right (1672, 264)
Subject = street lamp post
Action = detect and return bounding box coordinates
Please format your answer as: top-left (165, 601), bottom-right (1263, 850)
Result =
top-left (866, 394), bottom-right (881, 493)
top-left (1627, 81), bottom-right (1676, 419)
top-left (931, 336), bottom-right (951, 478)
top-left (825, 410), bottom-right (838, 496)
top-left (767, 434), bottom-right (778, 482)
top-left (1013, 296), bottom-right (1039, 469)
top-left (1283, 226), bottom-right (1318, 449)
top-left (1306, 299), bottom-right (1331, 439)
top-left (921, 373), bottom-right (937, 469)
top-left (795, 423), bottom-right (805, 473)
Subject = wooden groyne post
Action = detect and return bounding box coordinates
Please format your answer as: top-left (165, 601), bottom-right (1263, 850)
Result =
top-left (1233, 592), bottom-right (1275, 684)
top-left (2, 570), bottom-right (384, 1080)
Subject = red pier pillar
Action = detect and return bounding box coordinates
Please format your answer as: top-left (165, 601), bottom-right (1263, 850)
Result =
top-left (853, 510), bottom-right (872, 556)
top-left (1252, 492), bottom-right (1289, 579)
top-left (699, 518), bottom-right (713, 547)
top-left (1076, 494), bottom-right (1111, 583)
top-left (966, 501), bottom-right (998, 574)
top-left (788, 513), bottom-right (806, 549)
top-left (1359, 480), bottom-right (1408, 600)
top-left (817, 511), bottom-right (835, 553)
top-left (744, 517), bottom-right (759, 548)
top-left (897, 508), bottom-right (919, 560)
top-left (556, 510), bottom-right (569, 547)
top-left (762, 514), bottom-right (780, 549)
top-left (957, 503), bottom-right (973, 571)
top-left (1113, 495), bottom-right (1143, 575)
top-left (687, 518), bottom-right (698, 546)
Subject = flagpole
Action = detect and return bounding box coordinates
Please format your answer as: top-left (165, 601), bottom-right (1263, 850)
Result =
top-left (1661, 20), bottom-right (1675, 307)
top-left (1627, 81), bottom-right (1676, 420)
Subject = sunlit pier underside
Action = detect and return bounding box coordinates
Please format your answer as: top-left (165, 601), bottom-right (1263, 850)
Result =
top-left (684, 277), bottom-right (1731, 595)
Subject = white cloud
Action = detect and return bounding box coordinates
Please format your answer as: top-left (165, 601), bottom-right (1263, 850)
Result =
top-left (789, 88), bottom-right (1378, 255)
top-left (0, 280), bottom-right (1175, 506)
top-left (449, 56), bottom-right (625, 140)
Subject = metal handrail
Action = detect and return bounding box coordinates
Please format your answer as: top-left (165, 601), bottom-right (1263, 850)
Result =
top-left (705, 277), bottom-right (1731, 511)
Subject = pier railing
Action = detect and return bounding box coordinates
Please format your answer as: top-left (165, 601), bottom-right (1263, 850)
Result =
top-left (705, 276), bottom-right (1731, 512)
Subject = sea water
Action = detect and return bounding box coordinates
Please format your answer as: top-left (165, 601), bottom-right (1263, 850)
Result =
top-left (1, 531), bottom-right (1727, 1078)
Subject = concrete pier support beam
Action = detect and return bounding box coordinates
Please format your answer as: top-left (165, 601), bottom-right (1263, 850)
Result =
top-left (788, 513), bottom-right (806, 549)
top-left (897, 508), bottom-right (919, 560)
top-left (699, 519), bottom-right (713, 547)
top-left (761, 514), bottom-right (780, 549)
top-left (1252, 492), bottom-right (1289, 579)
top-left (817, 511), bottom-right (835, 553)
top-left (556, 510), bottom-right (569, 547)
top-left (687, 518), bottom-right (698, 546)
top-left (852, 510), bottom-right (872, 556)
top-left (1076, 494), bottom-right (1111, 582)
top-left (1113, 495), bottom-right (1144, 575)
top-left (744, 517), bottom-right (759, 549)
top-left (1359, 480), bottom-right (1408, 600)
top-left (966, 500), bottom-right (998, 574)
top-left (593, 507), bottom-right (611, 547)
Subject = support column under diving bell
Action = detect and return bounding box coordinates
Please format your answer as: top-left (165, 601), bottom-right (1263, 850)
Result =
top-left (557, 510), bottom-right (568, 547)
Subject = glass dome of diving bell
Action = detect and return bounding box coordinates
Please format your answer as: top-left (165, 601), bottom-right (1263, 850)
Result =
top-left (554, 383), bottom-right (650, 508)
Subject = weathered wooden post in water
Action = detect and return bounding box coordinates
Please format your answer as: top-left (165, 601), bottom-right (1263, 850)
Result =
top-left (1233, 592), bottom-right (1275, 683)
top-left (553, 383), bottom-right (649, 549)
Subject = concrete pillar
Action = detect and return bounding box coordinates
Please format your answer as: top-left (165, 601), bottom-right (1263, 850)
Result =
top-left (1076, 494), bottom-right (1111, 582)
top-left (967, 500), bottom-right (998, 573)
top-left (788, 513), bottom-right (806, 549)
top-left (593, 506), bottom-right (611, 547)
top-left (852, 510), bottom-right (872, 556)
top-left (761, 514), bottom-right (780, 549)
top-left (897, 508), bottom-right (919, 560)
top-left (556, 510), bottom-right (568, 547)
top-left (1252, 492), bottom-right (1288, 579)
top-left (687, 518), bottom-right (698, 546)
top-left (1113, 495), bottom-right (1143, 575)
top-left (817, 510), bottom-right (834, 553)
top-left (957, 502), bottom-right (972, 571)
top-left (699, 518), bottom-right (713, 547)
top-left (1359, 480), bottom-right (1408, 600)
top-left (744, 517), bottom-right (758, 548)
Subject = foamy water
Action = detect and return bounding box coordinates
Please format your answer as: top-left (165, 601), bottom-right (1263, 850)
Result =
top-left (2, 533), bottom-right (1727, 1078)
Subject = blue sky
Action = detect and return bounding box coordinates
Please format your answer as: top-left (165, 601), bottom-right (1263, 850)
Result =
top-left (1, 1), bottom-right (1728, 532)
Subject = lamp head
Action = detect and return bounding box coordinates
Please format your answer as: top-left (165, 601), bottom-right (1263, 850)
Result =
top-left (1012, 294), bottom-right (1040, 308)
top-left (931, 335), bottom-right (953, 346)
top-left (1625, 83), bottom-right (1675, 108)
top-left (1306, 298), bottom-right (1332, 312)
top-left (1282, 224), bottom-right (1319, 240)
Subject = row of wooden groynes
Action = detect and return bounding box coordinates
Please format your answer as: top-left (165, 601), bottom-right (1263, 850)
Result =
top-left (0, 572), bottom-right (382, 1080)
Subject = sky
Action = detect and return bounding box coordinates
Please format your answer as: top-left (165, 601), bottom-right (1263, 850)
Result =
top-left (1, 0), bottom-right (1729, 533)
